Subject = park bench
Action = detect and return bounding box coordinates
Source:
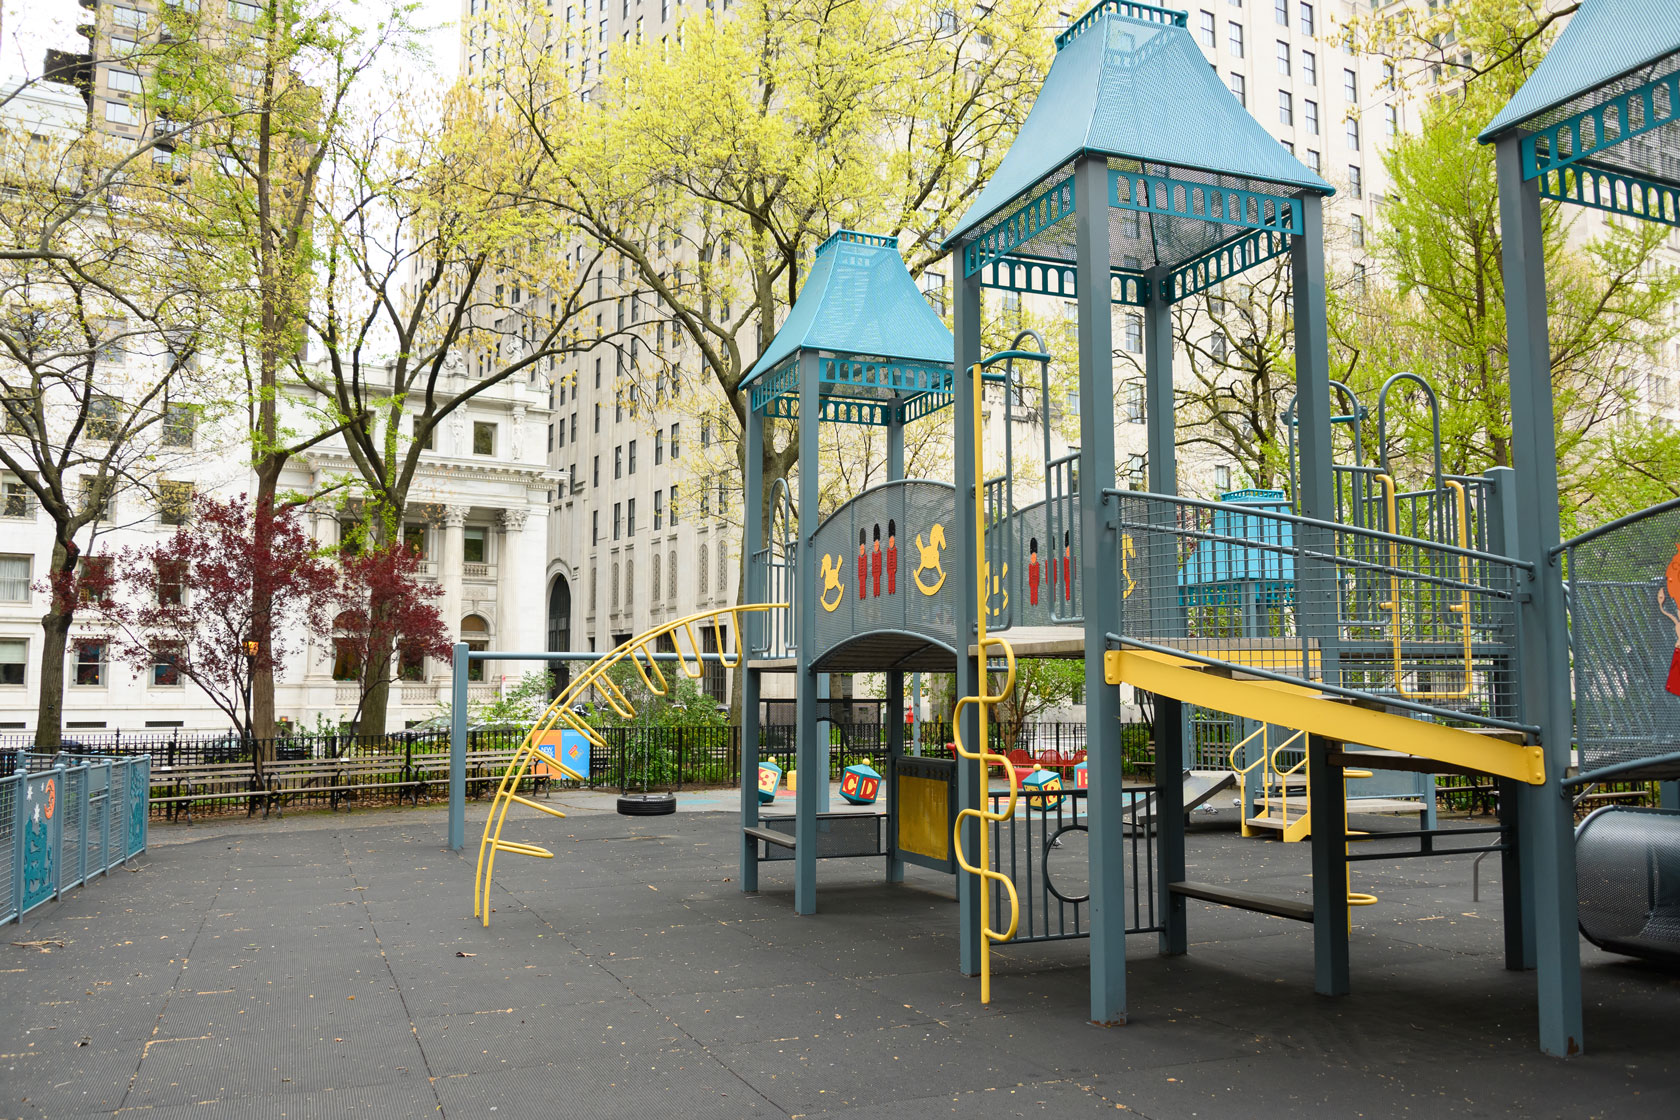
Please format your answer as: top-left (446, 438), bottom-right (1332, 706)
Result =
top-left (148, 760), bottom-right (266, 824)
top-left (258, 752), bottom-right (417, 816)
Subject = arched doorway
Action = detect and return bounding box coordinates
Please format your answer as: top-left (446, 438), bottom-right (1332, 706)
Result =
top-left (548, 575), bottom-right (572, 698)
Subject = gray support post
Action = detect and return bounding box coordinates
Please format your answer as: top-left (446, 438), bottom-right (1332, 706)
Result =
top-left (1143, 266), bottom-right (1176, 494)
top-left (912, 673), bottom-right (923, 756)
top-left (1495, 136), bottom-right (1583, 1058)
top-left (887, 412), bottom-right (905, 481)
top-left (1485, 466), bottom-right (1536, 967)
top-left (816, 673), bottom-right (833, 813)
top-left (1290, 196), bottom-right (1334, 521)
top-left (885, 669), bottom-right (905, 883)
top-left (1661, 781), bottom-right (1680, 809)
top-left (951, 248), bottom-right (984, 975)
top-left (741, 411), bottom-right (765, 892)
top-left (1155, 695), bottom-right (1187, 955)
top-left (1307, 734), bottom-right (1350, 994)
top-left (450, 641), bottom-right (468, 851)
top-left (1074, 153), bottom-right (1128, 1025)
top-left (795, 351), bottom-right (821, 915)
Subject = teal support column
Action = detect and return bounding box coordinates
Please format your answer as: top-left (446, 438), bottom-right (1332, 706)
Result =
top-left (1155, 695), bottom-right (1187, 956)
top-left (795, 351), bottom-right (821, 915)
top-left (449, 641), bottom-right (468, 851)
top-left (817, 673), bottom-right (833, 812)
top-left (1495, 135), bottom-right (1583, 1057)
top-left (1307, 735), bottom-right (1350, 993)
top-left (1291, 193), bottom-right (1349, 998)
top-left (1661, 782), bottom-right (1680, 809)
top-left (1075, 154), bottom-right (1128, 1025)
top-left (951, 247), bottom-right (984, 976)
top-left (885, 669), bottom-right (905, 883)
top-left (741, 411), bottom-right (765, 892)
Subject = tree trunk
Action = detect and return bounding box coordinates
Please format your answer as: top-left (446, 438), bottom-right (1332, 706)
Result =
top-left (354, 500), bottom-right (401, 738)
top-left (249, 463), bottom-right (284, 762)
top-left (32, 539), bottom-right (79, 753)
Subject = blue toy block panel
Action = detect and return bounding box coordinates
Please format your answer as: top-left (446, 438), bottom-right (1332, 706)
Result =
top-left (757, 760), bottom-right (783, 804)
top-left (840, 764), bottom-right (882, 805)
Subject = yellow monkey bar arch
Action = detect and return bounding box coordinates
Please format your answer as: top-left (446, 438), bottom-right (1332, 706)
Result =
top-left (474, 603), bottom-right (786, 927)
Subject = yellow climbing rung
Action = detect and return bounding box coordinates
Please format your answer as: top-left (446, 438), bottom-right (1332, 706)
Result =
top-left (505, 793), bottom-right (568, 820)
top-left (490, 840), bottom-right (554, 859)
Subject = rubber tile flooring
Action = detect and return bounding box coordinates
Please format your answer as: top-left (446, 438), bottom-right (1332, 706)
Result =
top-left (2, 804), bottom-right (1677, 1119)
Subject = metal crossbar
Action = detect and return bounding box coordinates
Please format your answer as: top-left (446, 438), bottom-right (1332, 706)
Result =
top-left (1104, 490), bottom-right (1532, 731)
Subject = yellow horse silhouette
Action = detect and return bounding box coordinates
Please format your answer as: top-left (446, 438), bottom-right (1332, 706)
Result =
top-left (819, 553), bottom-right (845, 612)
top-left (914, 524), bottom-right (947, 595)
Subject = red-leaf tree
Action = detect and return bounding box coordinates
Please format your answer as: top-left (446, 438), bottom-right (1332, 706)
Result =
top-left (90, 494), bottom-right (336, 764)
top-left (325, 543), bottom-right (453, 733)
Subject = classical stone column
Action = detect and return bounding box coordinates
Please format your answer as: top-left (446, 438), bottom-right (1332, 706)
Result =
top-left (498, 507), bottom-right (528, 682)
top-left (441, 505), bottom-right (468, 651)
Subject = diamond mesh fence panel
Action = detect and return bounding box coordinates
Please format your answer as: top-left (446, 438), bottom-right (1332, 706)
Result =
top-left (107, 763), bottom-right (127, 871)
top-left (1575, 806), bottom-right (1680, 964)
top-left (86, 780), bottom-right (106, 879)
top-left (0, 776), bottom-right (15, 925)
top-left (1567, 500), bottom-right (1680, 777)
top-left (58, 768), bottom-right (83, 893)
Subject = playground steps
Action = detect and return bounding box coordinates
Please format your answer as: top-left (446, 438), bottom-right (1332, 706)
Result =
top-left (1244, 794), bottom-right (1430, 842)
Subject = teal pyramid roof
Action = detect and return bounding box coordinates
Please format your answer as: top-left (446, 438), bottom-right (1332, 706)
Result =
top-left (740, 232), bottom-right (953, 388)
top-left (1481, 0), bottom-right (1680, 141)
top-left (947, 2), bottom-right (1331, 252)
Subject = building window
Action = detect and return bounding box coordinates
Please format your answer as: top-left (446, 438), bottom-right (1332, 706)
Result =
top-left (1307, 148), bottom-right (1321, 172)
top-left (157, 558), bottom-right (185, 606)
top-left (2, 474), bottom-right (34, 518)
top-left (463, 527), bottom-right (487, 564)
top-left (613, 502), bottom-right (622, 540)
top-left (614, 445), bottom-right (623, 479)
top-left (594, 403), bottom-right (600, 432)
top-left (73, 639), bottom-right (109, 687)
top-left (1274, 0), bottom-right (1287, 26)
top-left (1123, 382), bottom-right (1145, 423)
top-left (108, 69), bottom-right (142, 94)
top-left (1302, 49), bottom-right (1316, 86)
top-left (1228, 72), bottom-right (1245, 106)
top-left (461, 615), bottom-right (489, 680)
top-left (655, 431), bottom-right (663, 464)
top-left (1215, 464), bottom-right (1232, 492)
top-left (628, 439), bottom-right (637, 475)
top-left (1276, 40), bottom-right (1290, 75)
top-left (1304, 99), bottom-right (1318, 134)
top-left (0, 555), bottom-right (29, 602)
top-left (593, 455), bottom-right (600, 487)
top-left (670, 422), bottom-right (680, 458)
top-left (1124, 314), bottom-right (1143, 353)
top-left (113, 6), bottom-right (146, 29)
top-left (1344, 67), bottom-right (1358, 102)
top-left (151, 643), bottom-right (183, 687)
top-left (668, 485), bottom-right (679, 526)
top-left (0, 638), bottom-right (25, 686)
top-left (79, 555), bottom-right (112, 604)
top-left (1346, 116), bottom-right (1359, 151)
top-left (1386, 103), bottom-right (1398, 137)
top-left (403, 523), bottom-right (427, 557)
top-left (1279, 90), bottom-right (1293, 125)
top-left (228, 0), bottom-right (262, 21)
top-left (473, 421), bottom-right (496, 455)
top-left (1198, 10), bottom-right (1214, 48)
top-left (1348, 165), bottom-right (1362, 198)
top-left (1351, 214), bottom-right (1365, 248)
top-left (159, 479), bottom-right (193, 525)
top-left (163, 403), bottom-right (197, 447)
top-left (1126, 453), bottom-right (1147, 490)
top-left (654, 489), bottom-right (664, 530)
top-left (627, 498), bottom-right (636, 535)
top-left (1227, 21), bottom-right (1243, 56)
top-left (1210, 332), bottom-right (1228, 361)
top-left (1299, 1), bottom-right (1313, 34)
top-left (87, 395), bottom-right (120, 440)
top-left (592, 509), bottom-right (600, 544)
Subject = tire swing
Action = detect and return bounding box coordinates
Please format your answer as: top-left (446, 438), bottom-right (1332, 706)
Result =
top-left (616, 730), bottom-right (677, 816)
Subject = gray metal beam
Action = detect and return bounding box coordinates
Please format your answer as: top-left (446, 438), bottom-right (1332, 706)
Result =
top-left (1307, 734), bottom-right (1350, 995)
top-left (885, 669), bottom-right (905, 884)
top-left (1485, 466), bottom-right (1536, 969)
top-left (450, 641), bottom-right (468, 851)
top-left (1495, 135), bottom-right (1583, 1058)
top-left (795, 350), bottom-right (821, 915)
top-left (742, 411), bottom-right (765, 892)
top-left (1074, 153), bottom-right (1128, 1026)
top-left (952, 248), bottom-right (984, 976)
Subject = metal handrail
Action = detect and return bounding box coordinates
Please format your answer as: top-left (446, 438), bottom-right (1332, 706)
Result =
top-left (1552, 494), bottom-right (1680, 557)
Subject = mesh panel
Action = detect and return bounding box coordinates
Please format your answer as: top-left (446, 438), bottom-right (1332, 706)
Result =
top-left (0, 777), bottom-right (15, 924)
top-left (108, 763), bottom-right (127, 870)
top-left (86, 776), bottom-right (106, 877)
top-left (1568, 500), bottom-right (1680, 777)
top-left (58, 768), bottom-right (83, 892)
top-left (1524, 55), bottom-right (1680, 186)
top-left (1576, 806), bottom-right (1680, 963)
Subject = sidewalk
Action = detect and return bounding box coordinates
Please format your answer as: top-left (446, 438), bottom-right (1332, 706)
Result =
top-left (2, 802), bottom-right (1676, 1118)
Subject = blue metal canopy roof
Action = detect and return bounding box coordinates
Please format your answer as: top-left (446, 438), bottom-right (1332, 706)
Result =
top-left (740, 231), bottom-right (953, 388)
top-left (946, 1), bottom-right (1331, 260)
top-left (1480, 0), bottom-right (1680, 141)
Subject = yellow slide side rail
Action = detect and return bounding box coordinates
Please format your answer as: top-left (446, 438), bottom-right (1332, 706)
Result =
top-left (475, 603), bottom-right (785, 927)
top-left (1376, 474), bottom-right (1473, 699)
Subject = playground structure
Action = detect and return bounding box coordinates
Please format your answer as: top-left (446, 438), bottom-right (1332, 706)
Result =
top-left (471, 0), bottom-right (1680, 1058)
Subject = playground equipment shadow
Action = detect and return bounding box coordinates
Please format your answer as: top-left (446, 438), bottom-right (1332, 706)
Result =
top-left (3, 806), bottom-right (1676, 1119)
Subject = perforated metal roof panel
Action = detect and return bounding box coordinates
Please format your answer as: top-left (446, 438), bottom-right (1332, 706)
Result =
top-left (946, 2), bottom-right (1330, 251)
top-left (741, 231), bottom-right (954, 388)
top-left (1481, 0), bottom-right (1680, 141)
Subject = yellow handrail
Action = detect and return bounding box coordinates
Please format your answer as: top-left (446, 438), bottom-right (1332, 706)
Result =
top-left (474, 603), bottom-right (786, 926)
top-left (1267, 731), bottom-right (1308, 826)
top-left (1376, 474), bottom-right (1474, 699)
top-left (951, 362), bottom-right (1020, 1005)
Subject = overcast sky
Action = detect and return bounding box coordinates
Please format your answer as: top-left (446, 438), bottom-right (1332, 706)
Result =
top-left (2, 0), bottom-right (460, 89)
